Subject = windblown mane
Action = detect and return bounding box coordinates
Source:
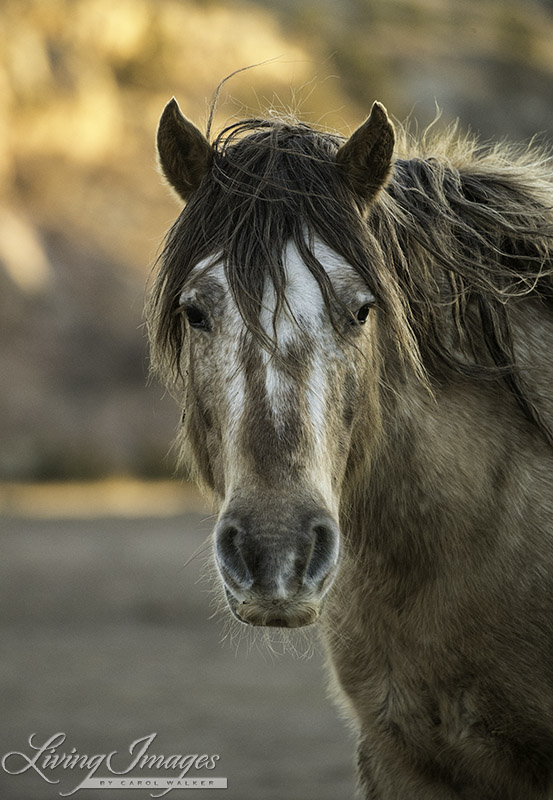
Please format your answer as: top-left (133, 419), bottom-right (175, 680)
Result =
top-left (148, 114), bottom-right (553, 443)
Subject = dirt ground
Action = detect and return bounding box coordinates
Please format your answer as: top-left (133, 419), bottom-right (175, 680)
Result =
top-left (0, 486), bottom-right (355, 800)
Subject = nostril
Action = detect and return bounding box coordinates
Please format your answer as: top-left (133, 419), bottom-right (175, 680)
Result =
top-left (304, 522), bottom-right (339, 586)
top-left (215, 524), bottom-right (253, 591)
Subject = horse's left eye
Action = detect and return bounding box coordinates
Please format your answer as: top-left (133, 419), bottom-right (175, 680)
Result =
top-left (355, 303), bottom-right (372, 324)
top-left (185, 305), bottom-right (209, 330)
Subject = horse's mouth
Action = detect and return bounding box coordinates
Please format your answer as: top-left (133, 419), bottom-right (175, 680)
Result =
top-left (224, 588), bottom-right (321, 628)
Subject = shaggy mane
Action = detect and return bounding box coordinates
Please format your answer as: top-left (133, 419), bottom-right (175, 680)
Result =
top-left (147, 113), bottom-right (553, 444)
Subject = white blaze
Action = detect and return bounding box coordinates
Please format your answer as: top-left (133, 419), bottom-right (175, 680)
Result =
top-left (192, 239), bottom-right (351, 512)
top-left (259, 240), bottom-right (348, 510)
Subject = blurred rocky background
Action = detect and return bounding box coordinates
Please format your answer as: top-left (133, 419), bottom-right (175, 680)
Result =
top-left (2, 0), bottom-right (553, 480)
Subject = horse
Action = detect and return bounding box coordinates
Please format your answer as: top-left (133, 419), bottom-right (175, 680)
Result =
top-left (147, 96), bottom-right (553, 799)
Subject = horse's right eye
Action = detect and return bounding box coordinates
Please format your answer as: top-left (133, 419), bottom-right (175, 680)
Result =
top-left (356, 303), bottom-right (371, 324)
top-left (185, 305), bottom-right (209, 330)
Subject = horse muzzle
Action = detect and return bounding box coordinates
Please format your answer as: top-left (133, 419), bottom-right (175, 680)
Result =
top-left (214, 504), bottom-right (340, 628)
top-left (223, 589), bottom-right (322, 628)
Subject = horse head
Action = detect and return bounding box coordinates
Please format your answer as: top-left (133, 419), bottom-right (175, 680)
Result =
top-left (152, 99), bottom-right (396, 628)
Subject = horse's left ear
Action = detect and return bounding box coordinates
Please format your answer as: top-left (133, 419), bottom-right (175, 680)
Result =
top-left (157, 98), bottom-right (213, 202)
top-left (336, 102), bottom-right (395, 207)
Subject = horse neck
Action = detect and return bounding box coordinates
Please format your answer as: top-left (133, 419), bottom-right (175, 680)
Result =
top-left (339, 365), bottom-right (520, 573)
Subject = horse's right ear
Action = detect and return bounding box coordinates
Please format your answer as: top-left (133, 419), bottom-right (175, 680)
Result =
top-left (336, 102), bottom-right (395, 208)
top-left (156, 98), bottom-right (213, 202)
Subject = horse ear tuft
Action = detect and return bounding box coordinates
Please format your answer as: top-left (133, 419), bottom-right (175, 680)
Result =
top-left (156, 98), bottom-right (213, 202)
top-left (336, 102), bottom-right (395, 207)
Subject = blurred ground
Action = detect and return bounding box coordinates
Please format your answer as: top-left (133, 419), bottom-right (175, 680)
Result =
top-left (0, 482), bottom-right (355, 800)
